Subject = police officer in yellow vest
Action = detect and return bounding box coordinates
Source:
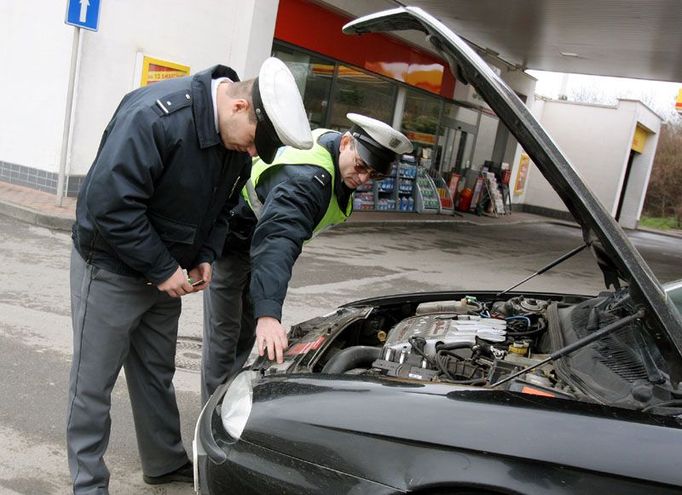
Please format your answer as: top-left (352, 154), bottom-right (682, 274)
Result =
top-left (201, 113), bottom-right (412, 401)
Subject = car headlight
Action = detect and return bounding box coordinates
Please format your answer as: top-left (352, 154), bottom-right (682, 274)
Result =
top-left (220, 370), bottom-right (257, 440)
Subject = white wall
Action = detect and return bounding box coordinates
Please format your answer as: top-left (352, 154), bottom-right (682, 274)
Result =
top-left (0, 2), bottom-right (75, 172)
top-left (69, 0), bottom-right (279, 175)
top-left (522, 99), bottom-right (635, 215)
top-left (0, 0), bottom-right (279, 176)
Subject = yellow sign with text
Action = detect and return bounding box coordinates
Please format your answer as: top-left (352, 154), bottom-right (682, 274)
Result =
top-left (140, 56), bottom-right (190, 87)
top-left (514, 153), bottom-right (530, 195)
top-left (631, 125), bottom-right (650, 154)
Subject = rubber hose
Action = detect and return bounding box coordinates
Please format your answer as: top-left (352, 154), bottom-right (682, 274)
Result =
top-left (321, 346), bottom-right (382, 374)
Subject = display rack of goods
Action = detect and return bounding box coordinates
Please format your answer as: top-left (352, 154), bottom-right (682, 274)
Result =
top-left (375, 172), bottom-right (396, 211)
top-left (397, 158), bottom-right (417, 212)
top-left (431, 175), bottom-right (454, 213)
top-left (377, 176), bottom-right (395, 193)
top-left (375, 198), bottom-right (397, 211)
top-left (470, 175), bottom-right (485, 212)
top-left (352, 191), bottom-right (376, 210)
top-left (352, 178), bottom-right (375, 211)
top-left (414, 167), bottom-right (440, 214)
top-left (485, 172), bottom-right (506, 215)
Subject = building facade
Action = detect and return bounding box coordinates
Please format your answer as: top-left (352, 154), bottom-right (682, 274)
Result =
top-left (0, 0), bottom-right (661, 228)
top-left (522, 98), bottom-right (661, 229)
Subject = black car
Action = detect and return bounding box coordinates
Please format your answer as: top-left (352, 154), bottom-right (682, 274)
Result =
top-left (194, 7), bottom-right (682, 494)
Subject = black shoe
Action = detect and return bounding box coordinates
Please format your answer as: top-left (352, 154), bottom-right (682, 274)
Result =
top-left (143, 461), bottom-right (193, 485)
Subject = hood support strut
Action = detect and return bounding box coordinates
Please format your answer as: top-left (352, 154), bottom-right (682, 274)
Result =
top-left (495, 243), bottom-right (590, 298)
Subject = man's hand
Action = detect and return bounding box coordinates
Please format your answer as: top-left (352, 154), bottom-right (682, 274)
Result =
top-left (188, 262), bottom-right (212, 292)
top-left (157, 266), bottom-right (194, 297)
top-left (256, 317), bottom-right (288, 364)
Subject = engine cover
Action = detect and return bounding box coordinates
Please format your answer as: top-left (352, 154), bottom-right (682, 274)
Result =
top-left (383, 314), bottom-right (507, 359)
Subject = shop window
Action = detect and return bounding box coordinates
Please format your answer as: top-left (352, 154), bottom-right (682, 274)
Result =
top-left (272, 45), bottom-right (334, 129)
top-left (438, 103), bottom-right (480, 174)
top-left (400, 89), bottom-right (442, 169)
top-left (329, 65), bottom-right (396, 131)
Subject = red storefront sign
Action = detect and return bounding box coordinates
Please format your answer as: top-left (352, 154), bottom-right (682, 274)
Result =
top-left (274, 0), bottom-right (456, 98)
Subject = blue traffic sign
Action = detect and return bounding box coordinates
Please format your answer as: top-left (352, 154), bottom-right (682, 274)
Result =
top-left (65, 0), bottom-right (101, 31)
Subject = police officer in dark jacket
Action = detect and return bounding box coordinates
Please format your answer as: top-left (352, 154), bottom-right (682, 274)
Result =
top-left (67, 58), bottom-right (311, 494)
top-left (202, 113), bottom-right (412, 401)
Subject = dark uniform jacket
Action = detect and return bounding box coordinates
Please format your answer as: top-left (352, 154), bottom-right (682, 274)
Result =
top-left (73, 65), bottom-right (251, 285)
top-left (227, 131), bottom-right (353, 321)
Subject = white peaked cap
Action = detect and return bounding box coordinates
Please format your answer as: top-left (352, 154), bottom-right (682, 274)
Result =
top-left (252, 57), bottom-right (313, 163)
top-left (347, 113), bottom-right (413, 174)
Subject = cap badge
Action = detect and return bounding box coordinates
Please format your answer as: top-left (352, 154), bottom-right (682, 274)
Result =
top-left (389, 137), bottom-right (401, 149)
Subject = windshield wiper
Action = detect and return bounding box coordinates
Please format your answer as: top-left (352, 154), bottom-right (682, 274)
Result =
top-left (495, 243), bottom-right (591, 298)
top-left (489, 308), bottom-right (645, 388)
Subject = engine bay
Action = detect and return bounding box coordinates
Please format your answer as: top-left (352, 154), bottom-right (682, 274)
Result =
top-left (355, 294), bottom-right (573, 397)
top-left (254, 290), bottom-right (679, 411)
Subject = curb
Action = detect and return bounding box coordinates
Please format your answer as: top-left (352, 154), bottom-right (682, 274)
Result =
top-left (336, 217), bottom-right (575, 230)
top-left (334, 220), bottom-right (543, 230)
top-left (1, 196), bottom-right (676, 240)
top-left (635, 226), bottom-right (682, 240)
top-left (0, 200), bottom-right (74, 232)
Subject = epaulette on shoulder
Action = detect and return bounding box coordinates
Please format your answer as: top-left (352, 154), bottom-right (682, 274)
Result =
top-left (152, 89), bottom-right (192, 117)
top-left (312, 170), bottom-right (331, 188)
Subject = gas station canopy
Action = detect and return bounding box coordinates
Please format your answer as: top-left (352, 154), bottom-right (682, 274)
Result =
top-left (324, 0), bottom-right (682, 83)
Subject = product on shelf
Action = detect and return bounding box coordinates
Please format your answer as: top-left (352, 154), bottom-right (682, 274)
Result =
top-left (377, 177), bottom-right (395, 192)
top-left (354, 155), bottom-right (420, 212)
top-left (431, 175), bottom-right (454, 212)
top-left (375, 198), bottom-right (396, 211)
top-left (353, 191), bottom-right (375, 211)
top-left (398, 163), bottom-right (417, 179)
top-left (414, 167), bottom-right (440, 213)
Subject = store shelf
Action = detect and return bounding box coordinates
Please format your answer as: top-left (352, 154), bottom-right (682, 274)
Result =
top-left (431, 175), bottom-right (454, 214)
top-left (415, 167), bottom-right (440, 214)
top-left (353, 179), bottom-right (375, 211)
top-left (395, 161), bottom-right (416, 211)
top-left (376, 172), bottom-right (395, 211)
top-left (352, 155), bottom-right (417, 212)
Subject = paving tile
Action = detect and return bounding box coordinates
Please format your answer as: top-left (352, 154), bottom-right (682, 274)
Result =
top-left (0, 181), bottom-right (76, 220)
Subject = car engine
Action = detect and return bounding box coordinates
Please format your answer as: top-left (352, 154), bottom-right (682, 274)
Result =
top-left (369, 296), bottom-right (560, 391)
top-left (260, 290), bottom-right (675, 408)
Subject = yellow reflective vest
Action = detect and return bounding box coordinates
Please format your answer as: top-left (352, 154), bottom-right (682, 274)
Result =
top-left (241, 129), bottom-right (353, 237)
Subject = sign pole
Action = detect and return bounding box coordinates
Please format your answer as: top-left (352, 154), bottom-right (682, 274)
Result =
top-left (63, 27), bottom-right (85, 203)
top-left (59, 0), bottom-right (101, 205)
top-left (56, 26), bottom-right (81, 206)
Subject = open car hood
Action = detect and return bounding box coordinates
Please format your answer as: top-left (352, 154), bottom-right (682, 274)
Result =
top-left (343, 7), bottom-right (682, 359)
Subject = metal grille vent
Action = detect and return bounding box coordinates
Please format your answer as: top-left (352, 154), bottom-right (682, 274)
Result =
top-left (595, 334), bottom-right (648, 382)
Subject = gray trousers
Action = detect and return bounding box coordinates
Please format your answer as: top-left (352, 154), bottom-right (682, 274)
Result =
top-left (67, 248), bottom-right (189, 494)
top-left (201, 246), bottom-right (255, 404)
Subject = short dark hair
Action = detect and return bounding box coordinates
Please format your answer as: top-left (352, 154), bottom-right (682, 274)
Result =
top-left (225, 79), bottom-right (256, 124)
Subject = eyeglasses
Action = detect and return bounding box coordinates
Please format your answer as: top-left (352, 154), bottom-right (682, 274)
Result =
top-left (352, 147), bottom-right (385, 180)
